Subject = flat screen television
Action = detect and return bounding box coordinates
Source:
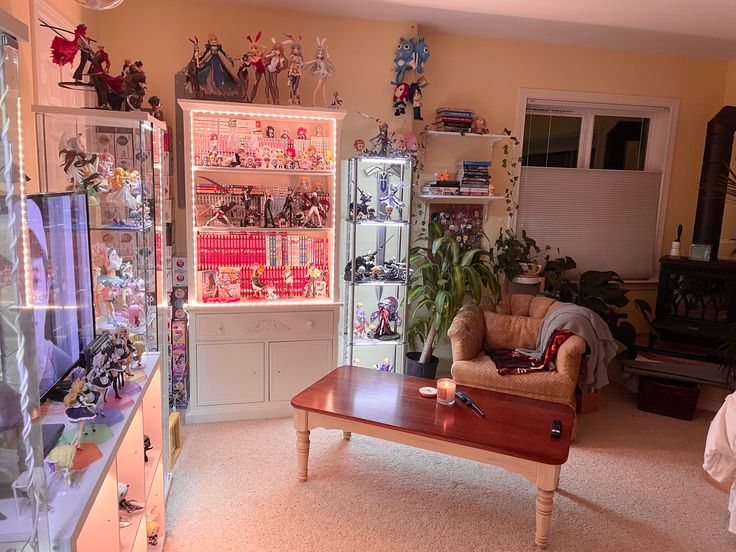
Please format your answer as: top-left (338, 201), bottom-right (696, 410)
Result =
top-left (25, 192), bottom-right (95, 400)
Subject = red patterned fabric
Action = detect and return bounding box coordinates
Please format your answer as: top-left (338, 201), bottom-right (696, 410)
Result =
top-left (50, 35), bottom-right (78, 66)
top-left (487, 330), bottom-right (576, 375)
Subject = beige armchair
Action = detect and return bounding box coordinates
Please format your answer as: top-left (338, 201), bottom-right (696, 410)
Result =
top-left (448, 294), bottom-right (587, 411)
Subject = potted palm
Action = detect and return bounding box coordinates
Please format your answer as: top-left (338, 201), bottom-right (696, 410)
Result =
top-left (407, 222), bottom-right (499, 379)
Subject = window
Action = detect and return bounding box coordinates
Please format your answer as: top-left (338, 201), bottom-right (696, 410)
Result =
top-left (516, 93), bottom-right (677, 281)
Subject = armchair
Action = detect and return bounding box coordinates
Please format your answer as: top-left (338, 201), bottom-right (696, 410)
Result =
top-left (448, 294), bottom-right (587, 411)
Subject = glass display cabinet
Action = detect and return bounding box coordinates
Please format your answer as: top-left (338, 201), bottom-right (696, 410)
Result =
top-left (342, 157), bottom-right (412, 374)
top-left (0, 14), bottom-right (52, 551)
top-left (33, 106), bottom-right (167, 353)
top-left (179, 99), bottom-right (347, 422)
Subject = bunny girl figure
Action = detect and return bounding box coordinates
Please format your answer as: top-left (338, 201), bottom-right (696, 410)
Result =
top-left (264, 38), bottom-right (288, 104)
top-left (246, 32), bottom-right (267, 103)
top-left (304, 37), bottom-right (335, 106)
top-left (285, 34), bottom-right (304, 105)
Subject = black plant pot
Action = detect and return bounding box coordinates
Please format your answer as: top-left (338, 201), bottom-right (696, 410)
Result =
top-left (405, 352), bottom-right (439, 380)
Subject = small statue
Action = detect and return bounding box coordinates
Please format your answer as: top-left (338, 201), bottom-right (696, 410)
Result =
top-left (204, 199), bottom-right (235, 226)
top-left (283, 265), bottom-right (294, 295)
top-left (353, 303), bottom-right (370, 338)
top-left (251, 264), bottom-right (265, 297)
top-left (379, 183), bottom-right (406, 219)
top-left (360, 115), bottom-right (390, 157)
top-left (246, 32), bottom-right (266, 102)
top-left (305, 262), bottom-right (321, 298)
top-left (471, 115), bottom-right (490, 134)
top-left (59, 134), bottom-right (110, 196)
top-left (374, 359), bottom-right (394, 372)
top-left (329, 91), bottom-right (343, 109)
top-left (277, 188), bottom-right (295, 227)
top-left (197, 33), bottom-right (239, 97)
top-left (118, 482), bottom-right (143, 513)
top-left (185, 36), bottom-right (202, 98)
top-left (304, 36), bottom-right (335, 106)
top-left (147, 96), bottom-right (163, 121)
top-left (305, 192), bottom-right (322, 227)
top-left (63, 378), bottom-right (98, 449)
top-left (285, 34), bottom-right (304, 105)
top-left (264, 37), bottom-right (287, 104)
top-left (370, 296), bottom-right (402, 341)
top-left (348, 188), bottom-right (375, 221)
top-left (263, 189), bottom-right (275, 228)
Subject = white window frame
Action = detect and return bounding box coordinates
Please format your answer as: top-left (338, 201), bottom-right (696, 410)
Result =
top-left (515, 89), bottom-right (680, 285)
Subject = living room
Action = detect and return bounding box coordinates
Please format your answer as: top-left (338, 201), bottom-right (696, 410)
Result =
top-left (1, 0), bottom-right (736, 550)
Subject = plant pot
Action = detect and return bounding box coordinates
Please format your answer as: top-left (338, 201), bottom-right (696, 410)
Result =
top-left (405, 352), bottom-right (439, 380)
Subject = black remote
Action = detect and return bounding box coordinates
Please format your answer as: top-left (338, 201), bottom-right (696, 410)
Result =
top-left (551, 419), bottom-right (562, 439)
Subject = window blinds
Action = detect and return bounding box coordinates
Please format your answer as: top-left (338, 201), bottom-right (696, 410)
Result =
top-left (517, 167), bottom-right (662, 280)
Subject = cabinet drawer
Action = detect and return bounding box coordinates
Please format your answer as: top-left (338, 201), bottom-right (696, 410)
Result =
top-left (196, 343), bottom-right (265, 406)
top-left (196, 311), bottom-right (333, 342)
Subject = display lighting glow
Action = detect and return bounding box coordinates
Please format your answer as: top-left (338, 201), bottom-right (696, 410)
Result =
top-left (359, 157), bottom-right (408, 165)
top-left (188, 107), bottom-right (341, 307)
top-left (17, 97), bottom-right (31, 307)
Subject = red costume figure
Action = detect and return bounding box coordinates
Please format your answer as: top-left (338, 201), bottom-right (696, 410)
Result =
top-left (393, 83), bottom-right (409, 116)
top-left (50, 24), bottom-right (94, 82)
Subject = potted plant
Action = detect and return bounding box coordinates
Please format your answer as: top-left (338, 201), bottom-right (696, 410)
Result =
top-left (490, 228), bottom-right (551, 286)
top-left (407, 223), bottom-right (499, 379)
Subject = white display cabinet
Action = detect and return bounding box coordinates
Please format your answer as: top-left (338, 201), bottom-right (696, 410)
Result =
top-left (341, 156), bottom-right (412, 373)
top-left (178, 99), bottom-right (346, 422)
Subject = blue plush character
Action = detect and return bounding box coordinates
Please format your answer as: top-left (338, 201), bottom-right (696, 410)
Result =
top-left (391, 37), bottom-right (415, 85)
top-left (414, 37), bottom-right (430, 74)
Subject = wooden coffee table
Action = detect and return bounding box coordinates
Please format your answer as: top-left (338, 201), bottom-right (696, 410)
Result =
top-left (291, 366), bottom-right (575, 549)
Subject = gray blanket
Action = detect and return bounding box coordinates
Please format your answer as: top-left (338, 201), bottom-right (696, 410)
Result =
top-left (517, 303), bottom-right (618, 389)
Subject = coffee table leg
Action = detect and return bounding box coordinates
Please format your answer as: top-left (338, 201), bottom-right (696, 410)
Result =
top-left (294, 409), bottom-right (310, 482)
top-left (343, 431), bottom-right (352, 441)
top-left (535, 465), bottom-right (560, 549)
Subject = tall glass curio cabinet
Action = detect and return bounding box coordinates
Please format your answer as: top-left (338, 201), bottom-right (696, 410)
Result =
top-left (342, 157), bottom-right (412, 374)
top-left (0, 12), bottom-right (51, 551)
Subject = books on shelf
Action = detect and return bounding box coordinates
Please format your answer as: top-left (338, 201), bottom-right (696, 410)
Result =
top-left (434, 107), bottom-right (475, 133)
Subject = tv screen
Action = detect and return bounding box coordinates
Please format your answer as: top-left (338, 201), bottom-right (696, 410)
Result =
top-left (25, 192), bottom-right (95, 399)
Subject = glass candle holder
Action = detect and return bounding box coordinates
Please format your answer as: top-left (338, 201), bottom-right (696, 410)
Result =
top-left (436, 378), bottom-right (456, 406)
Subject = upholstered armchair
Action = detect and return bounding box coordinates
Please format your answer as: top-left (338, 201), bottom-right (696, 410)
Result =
top-left (448, 294), bottom-right (587, 411)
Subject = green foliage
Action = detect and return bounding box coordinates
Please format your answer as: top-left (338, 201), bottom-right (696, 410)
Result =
top-left (543, 259), bottom-right (649, 358)
top-left (408, 222), bottom-right (500, 356)
top-left (490, 228), bottom-right (551, 281)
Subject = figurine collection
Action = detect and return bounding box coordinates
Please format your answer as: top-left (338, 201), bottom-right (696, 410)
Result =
top-left (183, 31), bottom-right (337, 106)
top-left (352, 296), bottom-right (402, 342)
top-left (390, 36), bottom-right (430, 120)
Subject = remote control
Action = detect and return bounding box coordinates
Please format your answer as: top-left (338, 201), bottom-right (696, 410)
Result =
top-left (551, 419), bottom-right (562, 439)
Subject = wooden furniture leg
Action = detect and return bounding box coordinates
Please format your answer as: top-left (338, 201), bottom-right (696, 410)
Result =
top-left (535, 465), bottom-right (560, 549)
top-left (294, 410), bottom-right (310, 482)
top-left (343, 431), bottom-right (352, 440)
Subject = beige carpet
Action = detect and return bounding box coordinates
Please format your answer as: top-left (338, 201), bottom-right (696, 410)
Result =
top-left (164, 384), bottom-right (735, 552)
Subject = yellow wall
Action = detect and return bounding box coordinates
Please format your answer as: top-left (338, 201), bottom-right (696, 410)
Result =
top-left (3, 0), bottom-right (98, 187)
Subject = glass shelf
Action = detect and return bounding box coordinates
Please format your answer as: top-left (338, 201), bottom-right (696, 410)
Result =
top-left (196, 225), bottom-right (333, 233)
top-left (353, 281), bottom-right (409, 287)
top-left (194, 166), bottom-right (334, 177)
top-left (344, 219), bottom-right (410, 228)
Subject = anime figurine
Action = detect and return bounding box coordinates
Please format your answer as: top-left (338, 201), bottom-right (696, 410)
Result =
top-left (353, 139), bottom-right (366, 156)
top-left (121, 61), bottom-right (147, 111)
top-left (46, 444), bottom-right (77, 487)
top-left (471, 115), bottom-right (490, 134)
top-left (263, 189), bottom-right (275, 227)
top-left (197, 33), bottom-right (239, 97)
top-left (265, 286), bottom-right (278, 301)
top-left (285, 34), bottom-right (304, 105)
top-left (277, 188), bottom-right (295, 226)
top-left (379, 183), bottom-right (407, 219)
top-left (264, 37), bottom-right (288, 104)
top-left (391, 37), bottom-right (415, 85)
top-left (236, 51), bottom-right (251, 102)
top-left (305, 262), bottom-right (321, 298)
top-left (118, 483), bottom-right (143, 513)
top-left (329, 91), bottom-right (342, 109)
top-left (361, 115), bottom-right (390, 157)
top-left (45, 21), bottom-right (94, 85)
top-left (147, 96), bottom-right (163, 121)
top-left (113, 326), bottom-right (136, 376)
top-left (265, 126), bottom-right (275, 138)
top-left (64, 378), bottom-right (98, 449)
top-left (296, 127), bottom-right (308, 140)
top-left (353, 303), bottom-right (370, 338)
top-left (283, 265), bottom-right (294, 295)
top-left (413, 37), bottom-right (430, 74)
top-left (204, 199), bottom-right (236, 227)
top-left (348, 188), bottom-right (375, 220)
top-left (393, 83), bottom-right (410, 116)
top-left (246, 32), bottom-right (266, 102)
top-left (374, 359), bottom-right (394, 372)
top-left (251, 263), bottom-right (265, 296)
top-left (86, 44), bottom-right (126, 109)
top-left (59, 134), bottom-right (110, 196)
top-left (304, 37), bottom-right (335, 106)
top-left (305, 192), bottom-right (323, 227)
top-left (370, 296), bottom-right (402, 340)
top-left (408, 77), bottom-right (428, 120)
top-left (390, 131), bottom-right (408, 157)
top-left (185, 36), bottom-right (203, 98)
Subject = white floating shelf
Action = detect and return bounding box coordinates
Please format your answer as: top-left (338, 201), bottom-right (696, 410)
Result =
top-left (417, 194), bottom-right (505, 204)
top-left (426, 131), bottom-right (510, 143)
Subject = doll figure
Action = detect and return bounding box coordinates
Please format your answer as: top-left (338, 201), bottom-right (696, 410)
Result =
top-left (393, 83), bottom-right (409, 116)
top-left (185, 36), bottom-right (202, 98)
top-left (281, 128), bottom-right (290, 140)
top-left (304, 37), bottom-right (335, 106)
top-left (354, 139), bottom-right (366, 156)
top-left (147, 96), bottom-right (163, 121)
top-left (353, 303), bottom-right (370, 338)
top-left (246, 32), bottom-right (266, 102)
top-left (390, 131), bottom-right (408, 157)
top-left (329, 91), bottom-right (342, 109)
top-left (369, 119), bottom-right (390, 157)
top-left (296, 127), bottom-right (308, 140)
top-left (278, 188), bottom-right (295, 226)
top-left (370, 296), bottom-right (401, 340)
top-left (263, 189), bottom-right (275, 228)
top-left (266, 286), bottom-right (278, 301)
top-left (379, 183), bottom-right (406, 220)
top-left (374, 359), bottom-right (394, 372)
top-left (46, 444), bottom-right (77, 487)
top-left (305, 263), bottom-right (321, 298)
top-left (64, 379), bottom-right (97, 449)
top-left (204, 199), bottom-right (234, 227)
top-left (237, 52), bottom-right (251, 102)
top-left (471, 115), bottom-right (490, 134)
top-left (265, 126), bottom-right (275, 138)
top-left (285, 34), bottom-right (304, 105)
top-left (283, 265), bottom-right (294, 295)
top-left (113, 326), bottom-right (136, 376)
top-left (264, 38), bottom-right (288, 104)
top-left (59, 134), bottom-right (110, 196)
top-left (197, 33), bottom-right (239, 97)
top-left (127, 303), bottom-right (143, 327)
top-left (391, 37), bottom-right (414, 85)
top-left (49, 23), bottom-right (93, 83)
top-left (251, 264), bottom-right (265, 297)
top-left (408, 77), bottom-right (428, 120)
top-left (305, 192), bottom-right (322, 227)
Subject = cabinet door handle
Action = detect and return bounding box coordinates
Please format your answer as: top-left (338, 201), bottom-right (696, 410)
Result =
top-left (306, 320), bottom-right (315, 329)
top-left (217, 323), bottom-right (225, 334)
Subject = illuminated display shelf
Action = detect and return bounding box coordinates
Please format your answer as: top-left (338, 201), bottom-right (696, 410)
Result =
top-left (179, 99), bottom-right (347, 423)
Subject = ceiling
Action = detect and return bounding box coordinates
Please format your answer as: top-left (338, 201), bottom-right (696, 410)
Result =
top-left (232, 0), bottom-right (736, 58)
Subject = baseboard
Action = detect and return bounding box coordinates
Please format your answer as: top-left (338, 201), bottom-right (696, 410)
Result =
top-left (183, 402), bottom-right (294, 424)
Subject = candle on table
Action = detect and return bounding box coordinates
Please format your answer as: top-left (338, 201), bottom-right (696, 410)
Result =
top-left (437, 378), bottom-right (456, 406)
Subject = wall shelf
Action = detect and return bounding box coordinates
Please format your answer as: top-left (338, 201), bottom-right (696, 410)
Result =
top-left (417, 194), bottom-right (505, 204)
top-left (426, 130), bottom-right (510, 143)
